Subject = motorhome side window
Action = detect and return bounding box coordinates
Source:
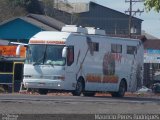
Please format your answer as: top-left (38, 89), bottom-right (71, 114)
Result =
top-left (67, 46), bottom-right (74, 66)
top-left (127, 46), bottom-right (137, 54)
top-left (93, 42), bottom-right (99, 52)
top-left (111, 44), bottom-right (122, 53)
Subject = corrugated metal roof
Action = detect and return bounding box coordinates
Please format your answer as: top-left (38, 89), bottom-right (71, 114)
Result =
top-left (0, 14), bottom-right (66, 31)
top-left (21, 16), bottom-right (56, 31)
top-left (27, 14), bottom-right (65, 31)
top-left (89, 2), bottom-right (143, 21)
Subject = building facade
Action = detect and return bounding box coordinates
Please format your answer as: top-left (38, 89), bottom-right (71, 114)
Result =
top-left (143, 40), bottom-right (160, 86)
top-left (0, 14), bottom-right (65, 43)
top-left (53, 2), bottom-right (143, 35)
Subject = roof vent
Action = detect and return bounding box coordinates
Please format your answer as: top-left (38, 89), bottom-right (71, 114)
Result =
top-left (85, 27), bottom-right (106, 35)
top-left (61, 25), bottom-right (87, 34)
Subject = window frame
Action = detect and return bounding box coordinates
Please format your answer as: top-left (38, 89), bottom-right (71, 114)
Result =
top-left (127, 46), bottom-right (137, 55)
top-left (111, 44), bottom-right (122, 53)
top-left (67, 46), bottom-right (74, 66)
top-left (93, 42), bottom-right (99, 52)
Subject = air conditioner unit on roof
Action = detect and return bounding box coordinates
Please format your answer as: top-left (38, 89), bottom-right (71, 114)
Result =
top-left (61, 25), bottom-right (87, 34)
top-left (85, 27), bottom-right (106, 35)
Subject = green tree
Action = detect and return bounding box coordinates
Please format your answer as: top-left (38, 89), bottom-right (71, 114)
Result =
top-left (144, 0), bottom-right (160, 12)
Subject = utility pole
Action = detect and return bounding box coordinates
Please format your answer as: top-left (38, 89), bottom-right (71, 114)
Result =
top-left (125, 0), bottom-right (144, 37)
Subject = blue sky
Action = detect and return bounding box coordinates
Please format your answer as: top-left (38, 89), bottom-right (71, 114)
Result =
top-left (68, 0), bottom-right (160, 38)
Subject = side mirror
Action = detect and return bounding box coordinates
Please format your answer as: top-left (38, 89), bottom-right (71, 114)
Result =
top-left (62, 46), bottom-right (68, 58)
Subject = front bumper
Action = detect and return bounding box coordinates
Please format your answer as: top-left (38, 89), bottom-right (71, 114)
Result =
top-left (23, 79), bottom-right (64, 90)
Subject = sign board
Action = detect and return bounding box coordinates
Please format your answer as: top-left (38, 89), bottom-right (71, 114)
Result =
top-left (144, 49), bottom-right (160, 63)
top-left (0, 46), bottom-right (26, 58)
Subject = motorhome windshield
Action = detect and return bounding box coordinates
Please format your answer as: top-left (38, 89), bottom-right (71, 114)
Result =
top-left (26, 44), bottom-right (65, 66)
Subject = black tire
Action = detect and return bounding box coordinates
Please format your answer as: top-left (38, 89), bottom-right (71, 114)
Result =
top-left (38, 89), bottom-right (48, 95)
top-left (83, 92), bottom-right (96, 97)
top-left (72, 79), bottom-right (84, 96)
top-left (111, 80), bottom-right (126, 97)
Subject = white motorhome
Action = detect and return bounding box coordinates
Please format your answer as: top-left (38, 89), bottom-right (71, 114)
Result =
top-left (23, 25), bottom-right (144, 97)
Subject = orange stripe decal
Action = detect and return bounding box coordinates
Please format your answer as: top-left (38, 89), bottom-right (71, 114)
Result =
top-left (86, 74), bottom-right (101, 83)
top-left (103, 75), bottom-right (118, 83)
top-left (86, 74), bottom-right (119, 83)
top-left (29, 40), bottom-right (65, 45)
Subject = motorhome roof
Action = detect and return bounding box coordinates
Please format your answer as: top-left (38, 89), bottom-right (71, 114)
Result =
top-left (29, 31), bottom-right (71, 45)
top-left (30, 31), bottom-right (70, 41)
top-left (29, 30), bottom-right (141, 45)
